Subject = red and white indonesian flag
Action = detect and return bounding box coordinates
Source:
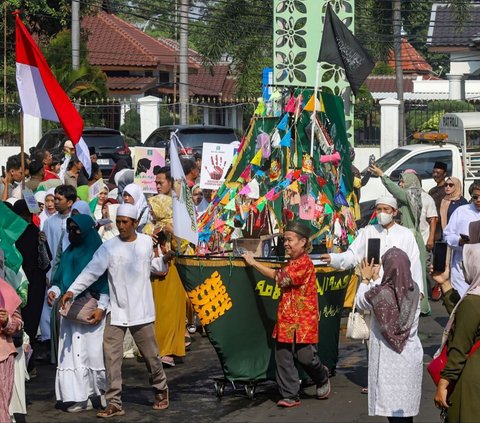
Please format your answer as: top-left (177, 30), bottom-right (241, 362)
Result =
top-left (15, 14), bottom-right (91, 174)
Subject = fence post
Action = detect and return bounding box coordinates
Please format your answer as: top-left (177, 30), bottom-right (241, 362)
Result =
top-left (138, 95), bottom-right (160, 143)
top-left (379, 98), bottom-right (400, 156)
top-left (447, 74), bottom-right (465, 100)
top-left (23, 114), bottom-right (42, 152)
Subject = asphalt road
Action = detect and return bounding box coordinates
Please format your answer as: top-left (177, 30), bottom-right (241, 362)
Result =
top-left (23, 301), bottom-right (447, 423)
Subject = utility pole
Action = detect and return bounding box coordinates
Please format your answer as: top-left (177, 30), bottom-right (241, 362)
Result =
top-left (72, 0), bottom-right (80, 70)
top-left (392, 0), bottom-right (405, 146)
top-left (178, 0), bottom-right (189, 125)
top-left (173, 0), bottom-right (178, 124)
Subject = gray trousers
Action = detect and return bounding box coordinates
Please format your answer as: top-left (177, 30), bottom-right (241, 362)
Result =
top-left (275, 341), bottom-right (328, 400)
top-left (103, 315), bottom-right (168, 407)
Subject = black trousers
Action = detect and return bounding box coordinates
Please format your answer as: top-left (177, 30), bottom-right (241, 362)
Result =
top-left (275, 341), bottom-right (328, 399)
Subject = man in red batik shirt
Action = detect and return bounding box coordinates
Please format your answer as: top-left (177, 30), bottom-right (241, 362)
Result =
top-left (243, 221), bottom-right (330, 408)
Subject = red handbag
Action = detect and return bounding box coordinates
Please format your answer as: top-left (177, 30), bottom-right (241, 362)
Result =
top-left (428, 339), bottom-right (480, 386)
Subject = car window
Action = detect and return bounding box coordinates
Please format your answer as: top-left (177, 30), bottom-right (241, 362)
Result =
top-left (38, 132), bottom-right (66, 152)
top-left (144, 129), bottom-right (169, 147)
top-left (178, 129), bottom-right (237, 148)
top-left (364, 148), bottom-right (410, 174)
top-left (82, 133), bottom-right (123, 149)
top-left (395, 150), bottom-right (453, 180)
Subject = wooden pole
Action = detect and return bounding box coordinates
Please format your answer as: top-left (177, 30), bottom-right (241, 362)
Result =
top-left (310, 62), bottom-right (321, 157)
top-left (20, 112), bottom-right (25, 189)
top-left (3, 1), bottom-right (7, 118)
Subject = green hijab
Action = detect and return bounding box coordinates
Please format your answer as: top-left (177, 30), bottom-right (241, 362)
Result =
top-left (51, 213), bottom-right (108, 295)
top-left (401, 173), bottom-right (423, 230)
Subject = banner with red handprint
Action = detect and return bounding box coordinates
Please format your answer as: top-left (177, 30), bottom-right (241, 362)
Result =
top-left (199, 143), bottom-right (235, 190)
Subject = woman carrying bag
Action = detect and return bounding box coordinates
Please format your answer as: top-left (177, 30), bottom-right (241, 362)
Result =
top-left (357, 247), bottom-right (423, 423)
top-left (431, 244), bottom-right (480, 423)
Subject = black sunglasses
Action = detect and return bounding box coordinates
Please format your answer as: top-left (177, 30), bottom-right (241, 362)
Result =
top-left (445, 183), bottom-right (454, 188)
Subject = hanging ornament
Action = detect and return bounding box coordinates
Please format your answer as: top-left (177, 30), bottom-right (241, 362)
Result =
top-left (277, 113), bottom-right (289, 131)
top-left (301, 153), bottom-right (314, 173)
top-left (271, 130), bottom-right (282, 147)
top-left (269, 159), bottom-right (281, 182)
top-left (280, 129), bottom-right (292, 147)
top-left (284, 95), bottom-right (296, 113)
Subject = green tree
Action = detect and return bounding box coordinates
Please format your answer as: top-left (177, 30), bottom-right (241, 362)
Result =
top-left (43, 30), bottom-right (108, 100)
top-left (189, 0), bottom-right (273, 98)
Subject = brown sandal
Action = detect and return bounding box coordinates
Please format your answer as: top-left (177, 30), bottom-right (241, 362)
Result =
top-left (153, 389), bottom-right (169, 410)
top-left (97, 403), bottom-right (125, 418)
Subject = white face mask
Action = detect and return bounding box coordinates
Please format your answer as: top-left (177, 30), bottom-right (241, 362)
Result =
top-left (377, 212), bottom-right (393, 226)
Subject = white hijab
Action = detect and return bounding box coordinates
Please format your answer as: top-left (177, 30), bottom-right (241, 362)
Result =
top-left (123, 183), bottom-right (149, 219)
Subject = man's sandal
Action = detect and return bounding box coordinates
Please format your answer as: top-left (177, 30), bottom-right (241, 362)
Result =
top-left (97, 403), bottom-right (125, 418)
top-left (152, 389), bottom-right (169, 410)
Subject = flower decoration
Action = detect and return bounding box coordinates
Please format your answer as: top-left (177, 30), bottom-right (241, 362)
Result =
top-left (275, 51), bottom-right (307, 83)
top-left (275, 16), bottom-right (307, 49)
top-left (276, 0), bottom-right (307, 14)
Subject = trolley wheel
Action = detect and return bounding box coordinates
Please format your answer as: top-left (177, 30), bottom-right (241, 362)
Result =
top-left (245, 384), bottom-right (255, 400)
top-left (214, 381), bottom-right (225, 398)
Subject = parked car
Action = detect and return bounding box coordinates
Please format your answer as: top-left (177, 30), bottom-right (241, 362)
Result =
top-left (33, 127), bottom-right (132, 177)
top-left (359, 112), bottom-right (480, 227)
top-left (143, 125), bottom-right (238, 159)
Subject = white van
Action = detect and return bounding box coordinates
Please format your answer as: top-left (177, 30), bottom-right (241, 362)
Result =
top-left (359, 112), bottom-right (480, 225)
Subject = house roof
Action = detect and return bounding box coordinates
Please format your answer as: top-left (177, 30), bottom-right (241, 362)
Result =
top-left (81, 12), bottom-right (200, 70)
top-left (158, 37), bottom-right (237, 99)
top-left (106, 76), bottom-right (158, 94)
top-left (427, 3), bottom-right (480, 51)
top-left (388, 38), bottom-right (432, 74)
top-left (365, 75), bottom-right (415, 93)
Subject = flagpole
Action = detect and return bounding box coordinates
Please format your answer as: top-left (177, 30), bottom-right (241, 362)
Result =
top-left (20, 112), bottom-right (25, 189)
top-left (310, 62), bottom-right (321, 157)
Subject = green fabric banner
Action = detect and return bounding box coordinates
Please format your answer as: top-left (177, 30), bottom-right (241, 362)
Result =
top-left (176, 257), bottom-right (352, 381)
top-left (0, 201), bottom-right (28, 273)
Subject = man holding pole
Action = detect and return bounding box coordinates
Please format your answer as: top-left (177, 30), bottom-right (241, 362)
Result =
top-left (242, 221), bottom-right (330, 408)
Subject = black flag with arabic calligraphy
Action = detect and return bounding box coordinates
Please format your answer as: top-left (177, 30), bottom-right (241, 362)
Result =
top-left (318, 3), bottom-right (375, 96)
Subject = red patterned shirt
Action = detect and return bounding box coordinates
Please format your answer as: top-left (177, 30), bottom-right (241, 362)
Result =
top-left (272, 253), bottom-right (319, 343)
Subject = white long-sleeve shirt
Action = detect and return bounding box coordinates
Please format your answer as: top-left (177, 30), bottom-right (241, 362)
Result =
top-left (68, 234), bottom-right (168, 326)
top-left (443, 203), bottom-right (480, 297)
top-left (330, 223), bottom-right (424, 295)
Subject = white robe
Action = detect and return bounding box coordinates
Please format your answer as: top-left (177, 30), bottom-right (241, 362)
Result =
top-left (330, 223), bottom-right (424, 295)
top-left (68, 234), bottom-right (167, 326)
top-left (356, 281), bottom-right (423, 417)
top-left (443, 203), bottom-right (480, 297)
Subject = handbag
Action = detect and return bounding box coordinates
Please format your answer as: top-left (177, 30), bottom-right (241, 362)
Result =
top-left (59, 291), bottom-right (99, 325)
top-left (427, 339), bottom-right (480, 387)
top-left (346, 295), bottom-right (370, 341)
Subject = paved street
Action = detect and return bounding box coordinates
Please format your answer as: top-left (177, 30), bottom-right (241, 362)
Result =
top-left (24, 301), bottom-right (447, 423)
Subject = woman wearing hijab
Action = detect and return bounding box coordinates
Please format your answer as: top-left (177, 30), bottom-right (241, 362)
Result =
top-left (39, 188), bottom-right (57, 230)
top-left (432, 244), bottom-right (480, 422)
top-left (94, 184), bottom-right (109, 220)
top-left (98, 198), bottom-right (119, 242)
top-left (370, 165), bottom-right (430, 315)
top-left (358, 247), bottom-right (422, 423)
top-left (12, 200), bottom-right (51, 375)
top-left (122, 183), bottom-right (150, 231)
top-left (46, 214), bottom-right (109, 413)
top-left (191, 184), bottom-right (209, 217)
top-left (0, 279), bottom-right (22, 423)
top-left (439, 177), bottom-right (468, 230)
top-left (143, 190), bottom-right (186, 367)
top-left (71, 200), bottom-right (93, 217)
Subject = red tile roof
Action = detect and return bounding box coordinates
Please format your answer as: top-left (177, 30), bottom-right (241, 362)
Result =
top-left (158, 37), bottom-right (237, 99)
top-left (82, 12), bottom-right (200, 70)
top-left (106, 76), bottom-right (157, 93)
top-left (365, 75), bottom-right (415, 93)
top-left (388, 38), bottom-right (432, 74)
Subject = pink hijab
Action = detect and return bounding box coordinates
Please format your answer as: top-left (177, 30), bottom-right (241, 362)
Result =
top-left (0, 277), bottom-right (21, 315)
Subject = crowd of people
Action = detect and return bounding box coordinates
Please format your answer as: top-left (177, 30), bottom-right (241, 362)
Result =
top-left (0, 143), bottom-right (210, 420)
top-left (0, 144), bottom-right (479, 423)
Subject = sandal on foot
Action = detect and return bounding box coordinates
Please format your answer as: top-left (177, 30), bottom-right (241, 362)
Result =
top-left (97, 403), bottom-right (125, 418)
top-left (153, 389), bottom-right (169, 410)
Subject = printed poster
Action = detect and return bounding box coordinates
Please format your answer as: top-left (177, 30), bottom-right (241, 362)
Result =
top-left (134, 147), bottom-right (166, 194)
top-left (200, 143), bottom-right (235, 190)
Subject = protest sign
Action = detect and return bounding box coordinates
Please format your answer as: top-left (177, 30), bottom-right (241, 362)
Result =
top-left (134, 147), bottom-right (166, 193)
top-left (199, 143), bottom-right (235, 190)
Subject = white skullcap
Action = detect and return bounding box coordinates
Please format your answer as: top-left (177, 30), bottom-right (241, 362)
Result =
top-left (117, 203), bottom-right (138, 219)
top-left (64, 140), bottom-right (74, 149)
top-left (375, 195), bottom-right (397, 209)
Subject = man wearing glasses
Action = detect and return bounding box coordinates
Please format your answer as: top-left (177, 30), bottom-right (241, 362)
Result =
top-left (443, 181), bottom-right (480, 297)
